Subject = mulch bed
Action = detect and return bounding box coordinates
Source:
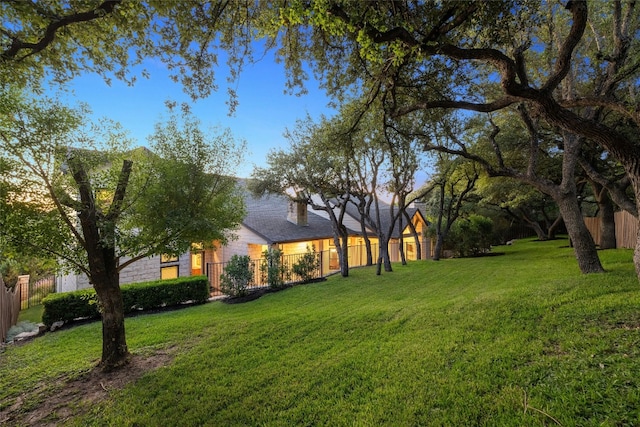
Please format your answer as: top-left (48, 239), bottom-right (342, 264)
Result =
top-left (223, 277), bottom-right (326, 304)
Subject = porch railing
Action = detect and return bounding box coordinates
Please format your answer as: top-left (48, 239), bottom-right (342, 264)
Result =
top-left (206, 251), bottom-right (324, 297)
top-left (205, 243), bottom-right (420, 297)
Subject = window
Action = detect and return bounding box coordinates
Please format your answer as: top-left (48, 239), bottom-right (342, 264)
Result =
top-left (161, 254), bottom-right (178, 263)
top-left (161, 265), bottom-right (179, 280)
top-left (406, 242), bottom-right (415, 259)
top-left (161, 253), bottom-right (179, 279)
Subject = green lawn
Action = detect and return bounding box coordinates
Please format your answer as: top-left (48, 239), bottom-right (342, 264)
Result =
top-left (17, 304), bottom-right (44, 324)
top-left (2, 238), bottom-right (640, 426)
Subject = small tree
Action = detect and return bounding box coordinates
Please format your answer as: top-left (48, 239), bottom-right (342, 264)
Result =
top-left (260, 248), bottom-right (289, 289)
top-left (291, 246), bottom-right (320, 283)
top-left (448, 215), bottom-right (494, 258)
top-left (220, 255), bottom-right (254, 297)
top-left (0, 94), bottom-right (245, 371)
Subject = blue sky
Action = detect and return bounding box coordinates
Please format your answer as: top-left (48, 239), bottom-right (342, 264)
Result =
top-left (61, 52), bottom-right (335, 178)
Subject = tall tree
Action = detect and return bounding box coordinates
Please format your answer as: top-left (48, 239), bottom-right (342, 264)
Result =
top-left (262, 0), bottom-right (640, 277)
top-left (6, 1), bottom-right (640, 276)
top-left (251, 115), bottom-right (354, 277)
top-left (422, 154), bottom-right (479, 261)
top-left (0, 94), bottom-right (245, 370)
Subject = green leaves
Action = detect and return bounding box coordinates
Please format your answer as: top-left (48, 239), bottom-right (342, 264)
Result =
top-left (129, 104), bottom-right (246, 259)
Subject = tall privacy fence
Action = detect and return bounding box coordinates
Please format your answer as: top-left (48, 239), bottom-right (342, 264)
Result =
top-left (1, 277), bottom-right (21, 343)
top-left (584, 211), bottom-right (638, 249)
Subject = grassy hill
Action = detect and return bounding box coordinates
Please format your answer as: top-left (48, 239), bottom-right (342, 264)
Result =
top-left (1, 238), bottom-right (639, 426)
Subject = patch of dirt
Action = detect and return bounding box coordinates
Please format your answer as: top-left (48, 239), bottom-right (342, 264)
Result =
top-left (0, 349), bottom-right (175, 426)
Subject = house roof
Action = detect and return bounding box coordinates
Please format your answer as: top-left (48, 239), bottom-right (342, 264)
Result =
top-left (239, 179), bottom-right (428, 245)
top-left (242, 189), bottom-right (339, 245)
top-left (343, 198), bottom-right (428, 239)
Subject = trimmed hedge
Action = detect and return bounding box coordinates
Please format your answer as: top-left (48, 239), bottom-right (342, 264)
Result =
top-left (42, 276), bottom-right (210, 327)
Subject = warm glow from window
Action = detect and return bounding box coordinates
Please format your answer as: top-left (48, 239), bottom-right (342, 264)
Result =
top-left (161, 266), bottom-right (179, 280)
top-left (161, 254), bottom-right (178, 263)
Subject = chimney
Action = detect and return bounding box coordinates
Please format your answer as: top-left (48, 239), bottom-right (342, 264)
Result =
top-left (287, 200), bottom-right (308, 226)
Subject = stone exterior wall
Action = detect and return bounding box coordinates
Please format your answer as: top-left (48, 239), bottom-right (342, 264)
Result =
top-left (119, 256), bottom-right (161, 285)
top-left (56, 252), bottom-right (192, 293)
top-left (222, 226), bottom-right (267, 262)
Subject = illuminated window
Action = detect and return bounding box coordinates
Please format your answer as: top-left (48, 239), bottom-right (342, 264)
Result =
top-left (406, 242), bottom-right (415, 257)
top-left (161, 254), bottom-right (178, 263)
top-left (161, 265), bottom-right (179, 280)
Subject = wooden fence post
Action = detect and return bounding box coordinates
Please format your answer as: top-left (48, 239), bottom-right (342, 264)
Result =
top-left (1, 276), bottom-right (21, 343)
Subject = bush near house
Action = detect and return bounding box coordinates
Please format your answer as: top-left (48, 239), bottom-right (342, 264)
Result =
top-left (42, 276), bottom-right (209, 327)
top-left (260, 248), bottom-right (290, 289)
top-left (220, 255), bottom-right (254, 297)
top-left (291, 245), bottom-right (320, 283)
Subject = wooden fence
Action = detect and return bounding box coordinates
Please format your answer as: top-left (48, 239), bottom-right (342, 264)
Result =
top-left (1, 277), bottom-right (21, 343)
top-left (584, 210), bottom-right (638, 249)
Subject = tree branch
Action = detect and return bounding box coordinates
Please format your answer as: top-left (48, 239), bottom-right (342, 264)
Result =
top-left (540, 0), bottom-right (588, 93)
top-left (1, 1), bottom-right (122, 61)
top-left (392, 96), bottom-right (519, 117)
top-left (558, 97), bottom-right (640, 124)
top-left (578, 156), bottom-right (638, 217)
top-left (105, 160), bottom-right (133, 222)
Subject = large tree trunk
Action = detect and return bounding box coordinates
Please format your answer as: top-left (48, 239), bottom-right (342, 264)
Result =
top-left (433, 232), bottom-right (445, 261)
top-left (595, 187), bottom-right (617, 249)
top-left (70, 157), bottom-right (131, 371)
top-left (376, 234), bottom-right (392, 275)
top-left (93, 268), bottom-right (129, 371)
top-left (556, 193), bottom-right (604, 274)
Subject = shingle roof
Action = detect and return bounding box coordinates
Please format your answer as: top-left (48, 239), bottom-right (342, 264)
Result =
top-left (344, 198), bottom-right (427, 239)
top-left (242, 189), bottom-right (337, 244)
top-left (240, 181), bottom-right (427, 244)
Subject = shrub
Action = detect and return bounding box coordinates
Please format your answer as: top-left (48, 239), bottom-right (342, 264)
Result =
top-left (220, 255), bottom-right (254, 297)
top-left (42, 276), bottom-right (210, 327)
top-left (5, 321), bottom-right (39, 342)
top-left (292, 246), bottom-right (320, 283)
top-left (260, 248), bottom-right (290, 289)
top-left (42, 289), bottom-right (100, 327)
top-left (448, 214), bottom-right (494, 257)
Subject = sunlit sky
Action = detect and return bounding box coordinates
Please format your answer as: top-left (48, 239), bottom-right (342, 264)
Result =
top-left (60, 50), bottom-right (335, 179)
top-left (58, 48), bottom-right (429, 191)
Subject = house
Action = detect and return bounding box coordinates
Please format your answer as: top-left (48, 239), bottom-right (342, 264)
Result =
top-left (57, 183), bottom-right (431, 294)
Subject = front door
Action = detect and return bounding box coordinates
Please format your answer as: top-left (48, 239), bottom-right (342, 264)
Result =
top-left (191, 251), bottom-right (203, 276)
